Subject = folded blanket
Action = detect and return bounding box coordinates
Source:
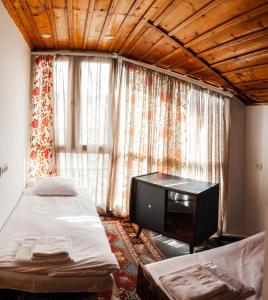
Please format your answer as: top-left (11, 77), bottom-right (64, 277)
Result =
top-left (159, 264), bottom-right (235, 300)
top-left (15, 237), bottom-right (73, 265)
top-left (32, 237), bottom-right (72, 258)
top-left (203, 263), bottom-right (255, 299)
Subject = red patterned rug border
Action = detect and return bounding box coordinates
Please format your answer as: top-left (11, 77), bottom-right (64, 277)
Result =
top-left (115, 221), bottom-right (141, 267)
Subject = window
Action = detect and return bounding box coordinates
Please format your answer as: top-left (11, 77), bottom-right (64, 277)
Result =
top-left (53, 57), bottom-right (113, 207)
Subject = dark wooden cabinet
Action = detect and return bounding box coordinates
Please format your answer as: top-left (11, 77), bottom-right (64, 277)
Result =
top-left (129, 172), bottom-right (219, 253)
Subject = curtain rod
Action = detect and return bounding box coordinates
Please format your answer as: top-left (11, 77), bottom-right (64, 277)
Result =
top-left (31, 50), bottom-right (233, 97)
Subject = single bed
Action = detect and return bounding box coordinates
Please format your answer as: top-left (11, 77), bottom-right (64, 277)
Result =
top-left (137, 232), bottom-right (264, 300)
top-left (0, 187), bottom-right (119, 293)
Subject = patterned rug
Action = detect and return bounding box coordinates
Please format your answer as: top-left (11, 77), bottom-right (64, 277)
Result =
top-left (102, 219), bottom-right (165, 299)
top-left (0, 219), bottom-right (165, 300)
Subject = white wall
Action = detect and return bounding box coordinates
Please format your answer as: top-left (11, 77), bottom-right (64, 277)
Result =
top-left (244, 106), bottom-right (268, 235)
top-left (262, 113), bottom-right (268, 296)
top-left (226, 97), bottom-right (246, 234)
top-left (263, 204), bottom-right (268, 298)
top-left (225, 100), bottom-right (268, 236)
top-left (0, 2), bottom-right (30, 228)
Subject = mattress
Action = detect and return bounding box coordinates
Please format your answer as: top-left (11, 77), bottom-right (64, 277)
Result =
top-left (145, 232), bottom-right (264, 300)
top-left (0, 188), bottom-right (119, 292)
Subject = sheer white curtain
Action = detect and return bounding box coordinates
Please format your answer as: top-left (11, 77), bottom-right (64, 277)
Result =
top-left (53, 56), bottom-right (114, 210)
top-left (108, 62), bottom-right (230, 230)
top-left (180, 84), bottom-right (230, 230)
top-left (108, 62), bottom-right (185, 216)
top-left (52, 58), bottom-right (230, 229)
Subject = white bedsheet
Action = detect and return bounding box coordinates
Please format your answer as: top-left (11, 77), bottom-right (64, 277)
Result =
top-left (0, 188), bottom-right (119, 278)
top-left (145, 232), bottom-right (264, 300)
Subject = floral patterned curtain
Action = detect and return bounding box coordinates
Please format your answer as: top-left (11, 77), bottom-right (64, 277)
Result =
top-left (108, 62), bottom-right (230, 232)
top-left (28, 55), bottom-right (56, 180)
top-left (108, 62), bottom-right (187, 216)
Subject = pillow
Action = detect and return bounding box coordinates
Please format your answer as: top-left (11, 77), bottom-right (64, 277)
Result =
top-left (32, 177), bottom-right (79, 196)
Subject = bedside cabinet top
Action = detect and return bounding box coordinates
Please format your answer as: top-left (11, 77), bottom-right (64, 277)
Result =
top-left (134, 172), bottom-right (218, 195)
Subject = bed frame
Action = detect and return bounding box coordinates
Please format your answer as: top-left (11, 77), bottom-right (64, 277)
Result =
top-left (137, 263), bottom-right (169, 300)
top-left (0, 289), bottom-right (111, 300)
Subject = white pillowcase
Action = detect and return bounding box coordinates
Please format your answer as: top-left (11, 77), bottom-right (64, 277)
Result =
top-left (32, 177), bottom-right (79, 196)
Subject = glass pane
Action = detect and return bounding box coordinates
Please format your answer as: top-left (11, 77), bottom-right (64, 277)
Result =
top-left (80, 61), bottom-right (111, 147)
top-left (54, 59), bottom-right (69, 147)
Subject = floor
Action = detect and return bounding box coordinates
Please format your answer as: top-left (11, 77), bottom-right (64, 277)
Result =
top-left (146, 230), bottom-right (191, 258)
top-left (146, 229), bottom-right (221, 258)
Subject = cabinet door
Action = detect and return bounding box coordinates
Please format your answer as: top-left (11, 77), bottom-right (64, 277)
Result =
top-left (135, 182), bottom-right (165, 231)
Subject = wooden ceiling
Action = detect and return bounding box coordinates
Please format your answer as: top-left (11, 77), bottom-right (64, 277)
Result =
top-left (2, 0), bottom-right (268, 104)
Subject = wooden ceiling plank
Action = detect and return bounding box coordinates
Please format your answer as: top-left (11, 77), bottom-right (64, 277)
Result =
top-left (222, 62), bottom-right (268, 76)
top-left (148, 22), bottom-right (227, 80)
top-left (246, 95), bottom-right (268, 103)
top-left (224, 64), bottom-right (268, 84)
top-left (118, 20), bottom-right (149, 55)
top-left (153, 0), bottom-right (184, 26)
top-left (147, 21), bottom-right (252, 104)
top-left (124, 27), bottom-right (151, 55)
top-left (20, 0), bottom-right (44, 49)
top-left (199, 28), bottom-right (268, 57)
top-left (139, 36), bottom-right (167, 60)
top-left (246, 87), bottom-right (268, 92)
top-left (118, 0), bottom-right (178, 55)
top-left (154, 48), bottom-right (190, 65)
top-left (117, 0), bottom-right (167, 55)
top-left (186, 67), bottom-right (207, 76)
top-left (235, 79), bottom-right (268, 92)
top-left (165, 56), bottom-right (196, 70)
top-left (168, 58), bottom-right (204, 74)
top-left (45, 0), bottom-right (59, 49)
top-left (211, 48), bottom-right (268, 70)
top-left (1, 0), bottom-right (33, 48)
top-left (246, 88), bottom-right (268, 96)
top-left (67, 0), bottom-right (74, 49)
top-left (168, 0), bottom-right (221, 37)
top-left (108, 0), bottom-right (143, 52)
top-left (247, 102), bottom-right (268, 106)
top-left (95, 0), bottom-right (120, 50)
top-left (185, 2), bottom-right (268, 49)
top-left (82, 0), bottom-right (95, 50)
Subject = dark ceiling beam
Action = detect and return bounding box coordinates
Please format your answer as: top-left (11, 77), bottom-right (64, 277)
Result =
top-left (147, 21), bottom-right (253, 104)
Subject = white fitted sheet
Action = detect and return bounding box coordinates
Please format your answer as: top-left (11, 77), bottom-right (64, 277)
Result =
top-left (145, 232), bottom-right (264, 300)
top-left (0, 188), bottom-right (119, 292)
